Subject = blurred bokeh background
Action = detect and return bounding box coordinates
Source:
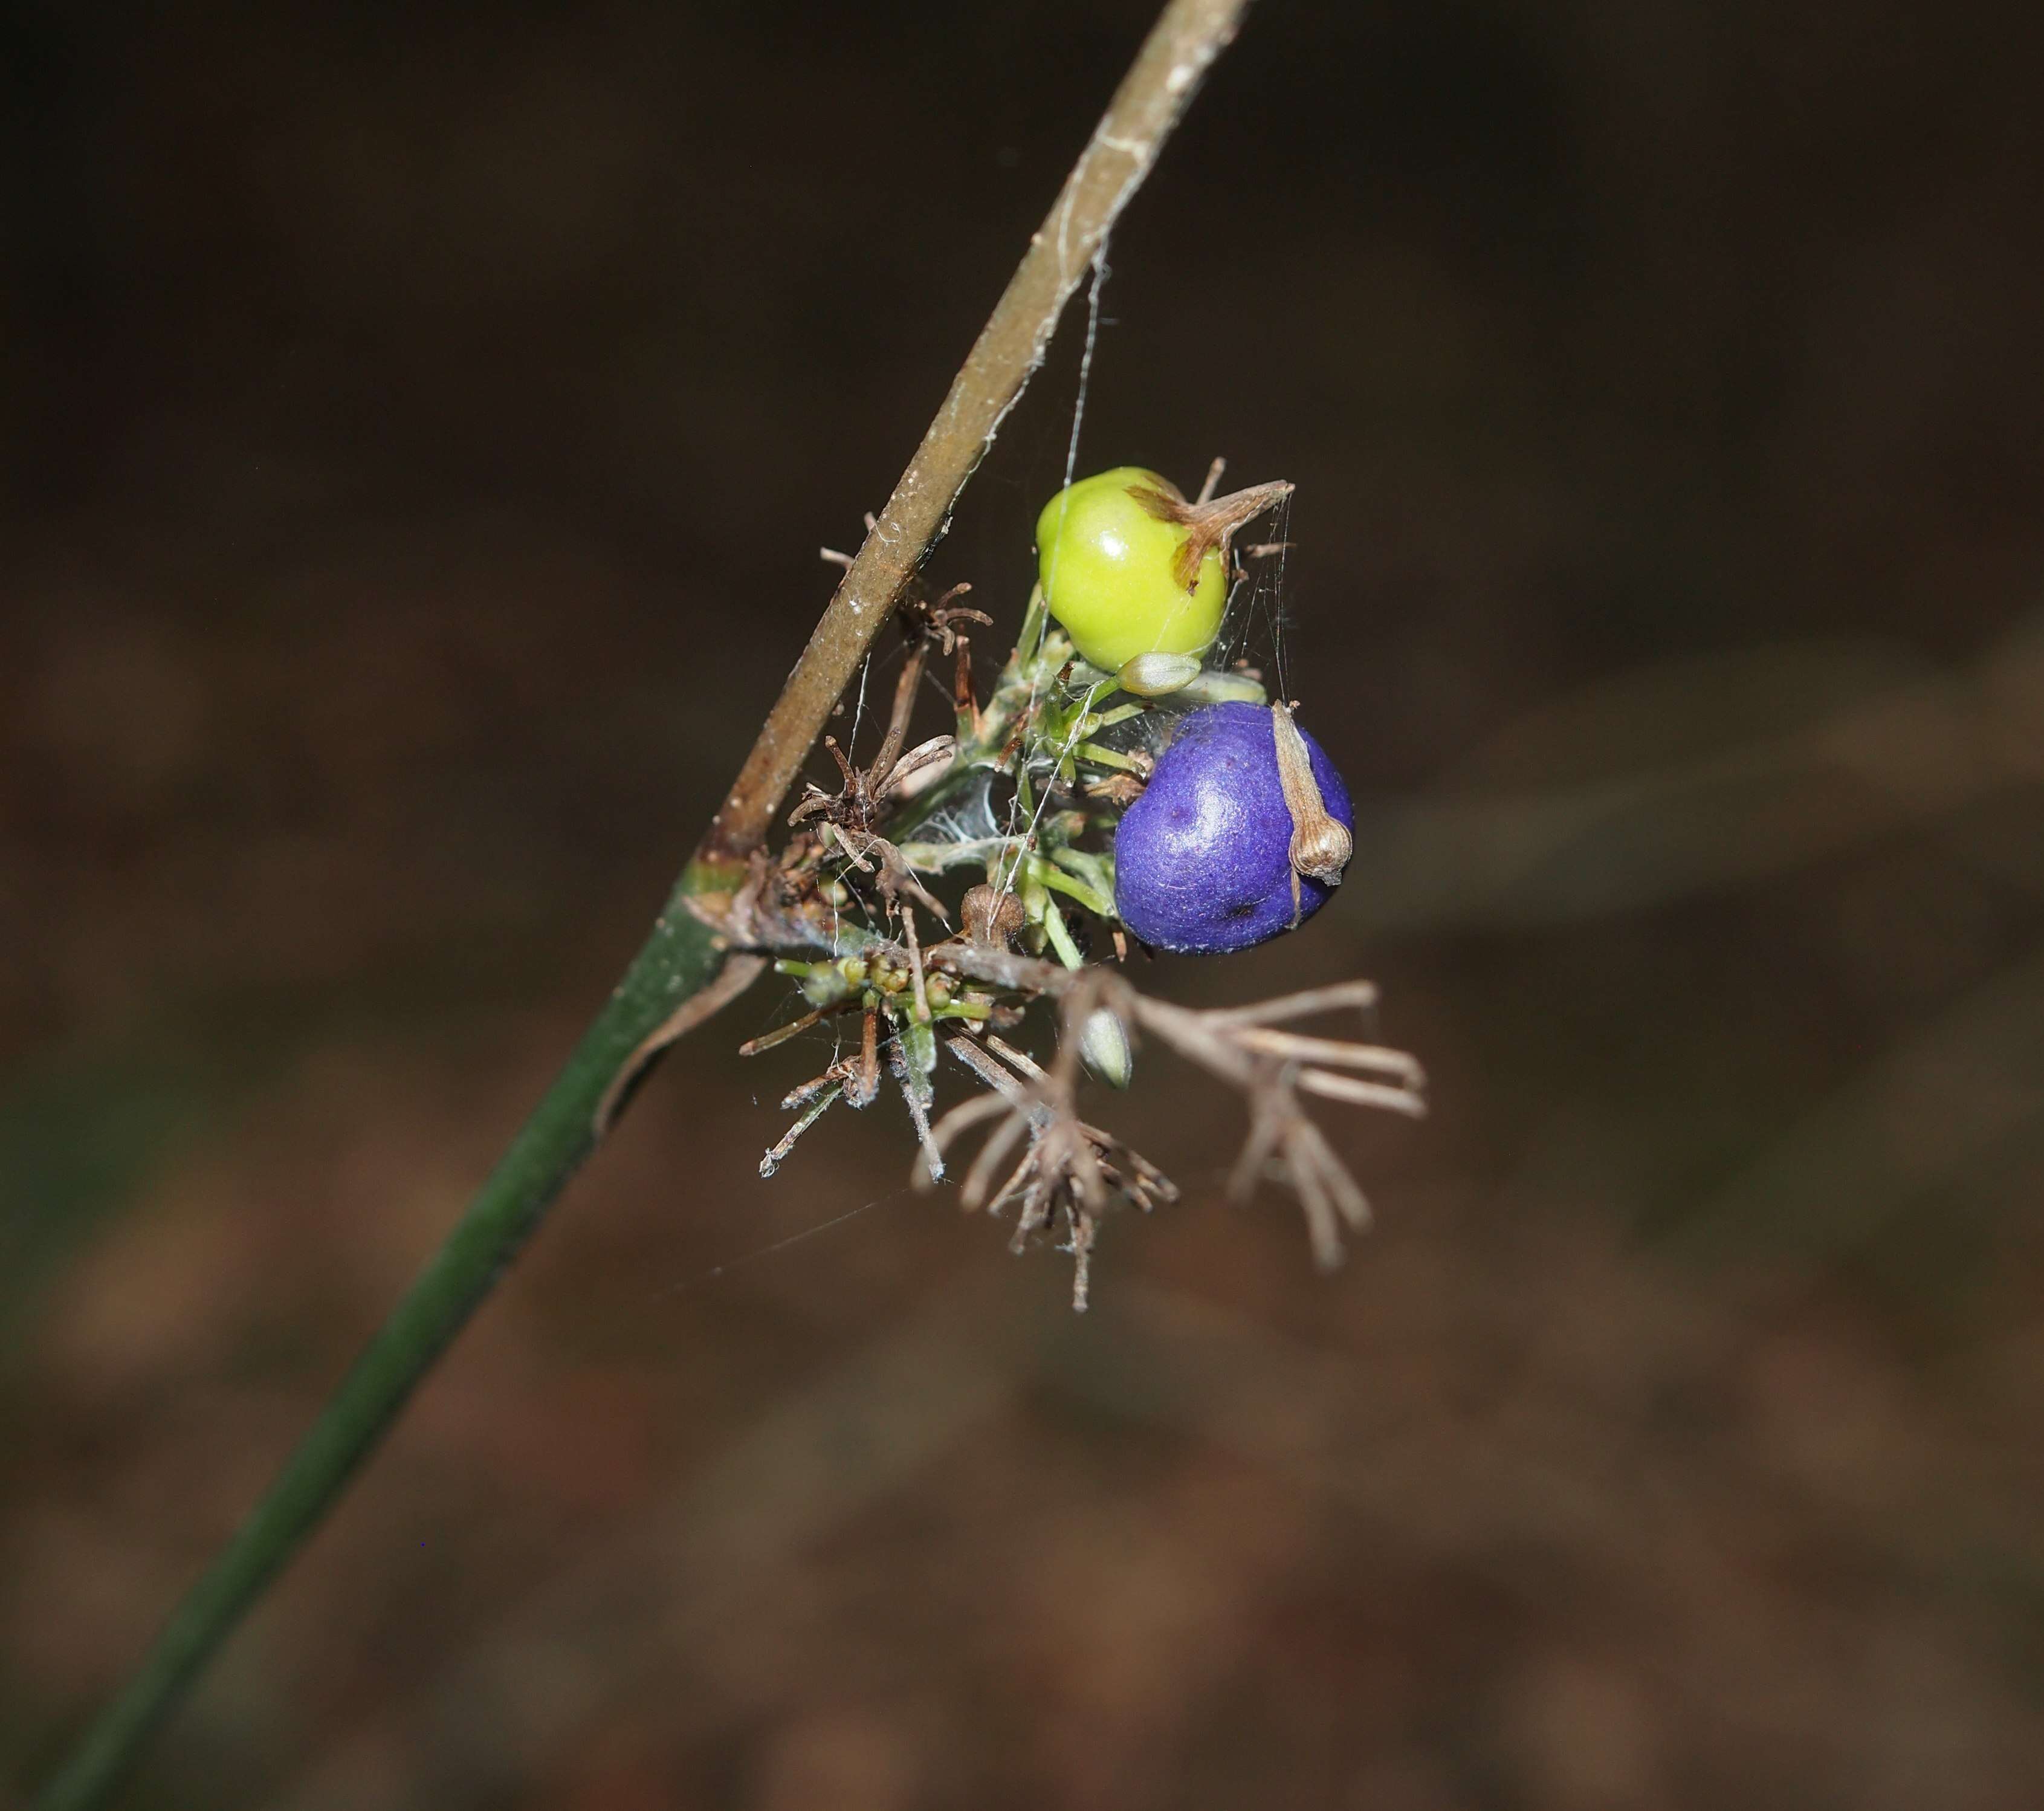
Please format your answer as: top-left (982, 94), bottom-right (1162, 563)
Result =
top-left (5, 1), bottom-right (2043, 1806)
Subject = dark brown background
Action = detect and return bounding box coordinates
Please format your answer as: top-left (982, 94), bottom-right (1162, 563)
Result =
top-left (5, 2), bottom-right (2043, 1807)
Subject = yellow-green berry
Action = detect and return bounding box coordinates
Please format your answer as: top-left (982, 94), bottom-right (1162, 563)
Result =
top-left (1035, 468), bottom-right (1226, 672)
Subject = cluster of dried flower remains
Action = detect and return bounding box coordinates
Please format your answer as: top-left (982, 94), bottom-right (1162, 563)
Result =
top-left (714, 572), bottom-right (1425, 1309)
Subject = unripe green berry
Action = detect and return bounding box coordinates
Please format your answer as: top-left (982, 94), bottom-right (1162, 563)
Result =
top-left (1036, 468), bottom-right (1226, 672)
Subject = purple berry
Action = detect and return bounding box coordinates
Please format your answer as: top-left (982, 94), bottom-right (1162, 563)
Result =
top-left (1113, 701), bottom-right (1354, 954)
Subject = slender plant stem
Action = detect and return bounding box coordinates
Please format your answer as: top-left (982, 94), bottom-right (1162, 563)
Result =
top-left (34, 910), bottom-right (726, 1811)
top-left (35, 4), bottom-right (1252, 1806)
top-left (694, 0), bottom-right (1252, 874)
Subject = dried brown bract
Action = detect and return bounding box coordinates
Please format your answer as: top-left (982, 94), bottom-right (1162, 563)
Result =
top-left (897, 578), bottom-right (994, 658)
top-left (788, 638), bottom-right (955, 922)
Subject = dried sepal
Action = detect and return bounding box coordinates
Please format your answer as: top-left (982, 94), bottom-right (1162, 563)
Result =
top-left (785, 635), bottom-right (956, 921)
top-left (1270, 702), bottom-right (1354, 888)
top-left (759, 1083), bottom-right (841, 1179)
top-left (1127, 472), bottom-right (1295, 593)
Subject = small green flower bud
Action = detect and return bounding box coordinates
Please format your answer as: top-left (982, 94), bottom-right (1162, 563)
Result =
top-left (1078, 1005), bottom-right (1134, 1089)
top-left (1116, 652), bottom-right (1203, 697)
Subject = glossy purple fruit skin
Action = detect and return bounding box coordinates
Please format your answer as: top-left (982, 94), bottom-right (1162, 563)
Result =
top-left (1113, 701), bottom-right (1354, 955)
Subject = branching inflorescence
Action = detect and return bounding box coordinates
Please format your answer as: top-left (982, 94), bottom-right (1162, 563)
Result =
top-left (723, 464), bottom-right (1427, 1307)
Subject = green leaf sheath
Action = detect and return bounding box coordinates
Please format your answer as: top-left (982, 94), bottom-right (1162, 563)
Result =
top-left (35, 897), bottom-right (733, 1811)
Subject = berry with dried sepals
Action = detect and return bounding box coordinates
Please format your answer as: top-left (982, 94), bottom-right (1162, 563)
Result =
top-left (1112, 701), bottom-right (1354, 954)
top-left (1035, 466), bottom-right (1291, 677)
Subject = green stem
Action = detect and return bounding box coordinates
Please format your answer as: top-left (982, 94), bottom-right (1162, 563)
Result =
top-left (1033, 859), bottom-right (1117, 920)
top-left (1040, 895), bottom-right (1087, 970)
top-left (36, 893), bottom-right (733, 1811)
top-left (1073, 740), bottom-right (1144, 773)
